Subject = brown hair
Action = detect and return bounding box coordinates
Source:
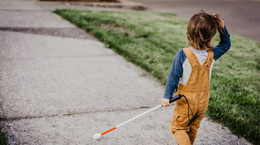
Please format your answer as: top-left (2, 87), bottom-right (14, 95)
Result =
top-left (187, 10), bottom-right (220, 50)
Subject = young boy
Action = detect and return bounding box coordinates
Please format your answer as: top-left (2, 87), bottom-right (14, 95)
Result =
top-left (161, 10), bottom-right (231, 145)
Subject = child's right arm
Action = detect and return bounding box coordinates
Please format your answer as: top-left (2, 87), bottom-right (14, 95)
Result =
top-left (212, 14), bottom-right (231, 60)
top-left (161, 49), bottom-right (184, 107)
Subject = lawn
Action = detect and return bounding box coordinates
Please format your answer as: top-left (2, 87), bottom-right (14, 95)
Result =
top-left (0, 126), bottom-right (8, 145)
top-left (54, 9), bottom-right (260, 144)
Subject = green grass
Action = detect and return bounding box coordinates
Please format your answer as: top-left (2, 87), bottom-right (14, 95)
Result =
top-left (54, 9), bottom-right (260, 144)
top-left (0, 126), bottom-right (8, 145)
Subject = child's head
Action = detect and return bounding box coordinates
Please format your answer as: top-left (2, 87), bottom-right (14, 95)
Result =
top-left (187, 10), bottom-right (219, 50)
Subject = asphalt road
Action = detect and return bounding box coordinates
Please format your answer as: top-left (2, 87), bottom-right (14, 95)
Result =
top-left (131, 0), bottom-right (260, 42)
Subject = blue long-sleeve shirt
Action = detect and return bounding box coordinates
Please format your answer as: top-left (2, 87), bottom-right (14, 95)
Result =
top-left (163, 26), bottom-right (231, 100)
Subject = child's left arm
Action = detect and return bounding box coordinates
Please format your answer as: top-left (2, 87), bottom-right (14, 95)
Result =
top-left (212, 14), bottom-right (231, 60)
top-left (212, 25), bottom-right (231, 60)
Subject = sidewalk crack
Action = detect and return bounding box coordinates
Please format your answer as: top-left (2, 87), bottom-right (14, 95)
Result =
top-left (0, 27), bottom-right (96, 40)
top-left (0, 106), bottom-right (154, 122)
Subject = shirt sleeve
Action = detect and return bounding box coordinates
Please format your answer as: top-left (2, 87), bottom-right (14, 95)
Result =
top-left (163, 49), bottom-right (185, 99)
top-left (213, 25), bottom-right (231, 60)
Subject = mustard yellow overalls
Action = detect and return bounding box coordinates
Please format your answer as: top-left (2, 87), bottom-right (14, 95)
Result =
top-left (171, 47), bottom-right (214, 145)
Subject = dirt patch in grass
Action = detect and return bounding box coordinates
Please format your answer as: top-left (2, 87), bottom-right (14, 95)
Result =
top-left (99, 23), bottom-right (135, 35)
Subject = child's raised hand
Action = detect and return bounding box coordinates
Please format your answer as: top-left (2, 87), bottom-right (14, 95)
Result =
top-left (213, 13), bottom-right (225, 28)
top-left (161, 98), bottom-right (171, 107)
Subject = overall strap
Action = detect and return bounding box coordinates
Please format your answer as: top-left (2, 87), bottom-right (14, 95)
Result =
top-left (183, 47), bottom-right (201, 68)
top-left (203, 50), bottom-right (214, 68)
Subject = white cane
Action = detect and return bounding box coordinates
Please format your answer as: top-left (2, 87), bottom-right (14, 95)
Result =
top-left (93, 94), bottom-right (183, 140)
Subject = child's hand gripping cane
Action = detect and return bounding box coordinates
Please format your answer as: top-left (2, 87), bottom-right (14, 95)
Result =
top-left (161, 98), bottom-right (171, 107)
top-left (161, 95), bottom-right (183, 107)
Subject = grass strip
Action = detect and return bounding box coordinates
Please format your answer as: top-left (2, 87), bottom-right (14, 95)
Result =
top-left (0, 126), bottom-right (8, 145)
top-left (54, 9), bottom-right (260, 144)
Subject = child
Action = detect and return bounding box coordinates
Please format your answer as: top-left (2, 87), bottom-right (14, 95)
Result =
top-left (161, 10), bottom-right (231, 145)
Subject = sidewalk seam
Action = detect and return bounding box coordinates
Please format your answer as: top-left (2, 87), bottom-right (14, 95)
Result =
top-left (0, 105), bottom-right (158, 122)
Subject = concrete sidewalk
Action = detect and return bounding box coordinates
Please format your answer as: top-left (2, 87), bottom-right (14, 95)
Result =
top-left (0, 0), bottom-right (251, 144)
